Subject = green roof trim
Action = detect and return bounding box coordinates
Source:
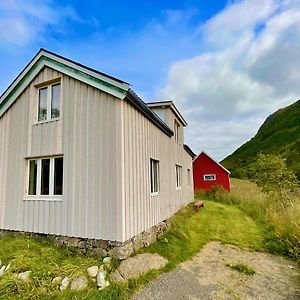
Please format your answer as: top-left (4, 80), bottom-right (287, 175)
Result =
top-left (0, 53), bottom-right (129, 118)
top-left (0, 58), bottom-right (41, 113)
top-left (43, 56), bottom-right (128, 96)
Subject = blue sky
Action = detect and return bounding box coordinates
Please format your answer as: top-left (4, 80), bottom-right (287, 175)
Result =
top-left (1, 0), bottom-right (300, 160)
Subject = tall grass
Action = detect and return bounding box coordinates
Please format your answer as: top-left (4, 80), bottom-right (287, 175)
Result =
top-left (196, 178), bottom-right (300, 262)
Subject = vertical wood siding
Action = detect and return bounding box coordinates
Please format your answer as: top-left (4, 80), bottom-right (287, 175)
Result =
top-left (122, 101), bottom-right (194, 241)
top-left (0, 67), bottom-right (123, 241)
top-left (0, 65), bottom-right (193, 243)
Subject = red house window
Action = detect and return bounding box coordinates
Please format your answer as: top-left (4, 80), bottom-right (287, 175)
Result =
top-left (204, 174), bottom-right (216, 181)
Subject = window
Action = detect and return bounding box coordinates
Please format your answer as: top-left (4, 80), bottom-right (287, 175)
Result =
top-left (174, 120), bottom-right (180, 142)
top-left (187, 168), bottom-right (191, 186)
top-left (176, 165), bottom-right (182, 189)
top-left (38, 83), bottom-right (61, 122)
top-left (204, 174), bottom-right (216, 181)
top-left (150, 159), bottom-right (160, 195)
top-left (27, 156), bottom-right (63, 200)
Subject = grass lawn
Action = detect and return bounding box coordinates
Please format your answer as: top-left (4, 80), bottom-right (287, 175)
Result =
top-left (0, 201), bottom-right (265, 299)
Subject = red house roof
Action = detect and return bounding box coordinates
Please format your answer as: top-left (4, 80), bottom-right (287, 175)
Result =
top-left (193, 151), bottom-right (230, 174)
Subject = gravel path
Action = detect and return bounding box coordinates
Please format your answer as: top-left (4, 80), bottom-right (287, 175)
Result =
top-left (133, 242), bottom-right (300, 300)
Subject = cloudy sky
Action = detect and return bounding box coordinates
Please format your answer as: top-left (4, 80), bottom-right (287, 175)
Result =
top-left (1, 0), bottom-right (300, 160)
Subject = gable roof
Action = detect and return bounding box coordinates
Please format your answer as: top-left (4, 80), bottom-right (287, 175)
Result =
top-left (147, 101), bottom-right (187, 126)
top-left (194, 151), bottom-right (231, 174)
top-left (0, 49), bottom-right (174, 137)
top-left (0, 48), bottom-right (130, 118)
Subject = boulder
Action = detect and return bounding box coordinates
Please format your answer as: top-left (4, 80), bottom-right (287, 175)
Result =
top-left (108, 240), bottom-right (133, 260)
top-left (87, 266), bottom-right (98, 278)
top-left (112, 253), bottom-right (167, 282)
top-left (97, 267), bottom-right (109, 290)
top-left (52, 276), bottom-right (62, 284)
top-left (110, 269), bottom-right (125, 283)
top-left (70, 276), bottom-right (88, 291)
top-left (60, 277), bottom-right (70, 291)
top-left (103, 257), bottom-right (112, 265)
top-left (0, 266), bottom-right (5, 277)
top-left (18, 271), bottom-right (32, 282)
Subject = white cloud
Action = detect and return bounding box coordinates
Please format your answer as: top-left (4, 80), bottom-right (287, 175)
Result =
top-left (159, 0), bottom-right (300, 161)
top-left (0, 0), bottom-right (79, 45)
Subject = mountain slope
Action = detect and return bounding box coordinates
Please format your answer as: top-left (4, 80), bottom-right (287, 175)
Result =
top-left (222, 100), bottom-right (300, 179)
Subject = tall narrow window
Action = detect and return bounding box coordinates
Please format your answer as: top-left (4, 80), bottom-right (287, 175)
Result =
top-left (54, 157), bottom-right (63, 195)
top-left (150, 159), bottom-right (160, 195)
top-left (174, 120), bottom-right (180, 142)
top-left (38, 87), bottom-right (48, 121)
top-left (51, 84), bottom-right (61, 118)
top-left (176, 165), bottom-right (182, 189)
top-left (41, 159), bottom-right (50, 195)
top-left (28, 160), bottom-right (37, 195)
top-left (38, 82), bottom-right (61, 122)
top-left (26, 156), bottom-right (63, 200)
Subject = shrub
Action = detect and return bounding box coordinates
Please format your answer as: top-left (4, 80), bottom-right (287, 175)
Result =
top-left (250, 153), bottom-right (299, 207)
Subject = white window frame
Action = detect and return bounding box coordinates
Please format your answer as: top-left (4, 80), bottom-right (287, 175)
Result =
top-left (176, 165), bottom-right (182, 190)
top-left (150, 158), bottom-right (160, 196)
top-left (37, 81), bottom-right (61, 123)
top-left (204, 174), bottom-right (216, 181)
top-left (25, 156), bottom-right (63, 201)
top-left (174, 120), bottom-right (180, 143)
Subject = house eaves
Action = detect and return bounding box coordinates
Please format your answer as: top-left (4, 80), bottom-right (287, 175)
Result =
top-left (0, 49), bottom-right (174, 138)
top-left (147, 100), bottom-right (188, 127)
top-left (184, 144), bottom-right (196, 158)
top-left (125, 90), bottom-right (174, 137)
top-left (0, 49), bottom-right (130, 118)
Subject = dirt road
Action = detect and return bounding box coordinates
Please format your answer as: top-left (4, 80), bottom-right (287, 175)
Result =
top-left (133, 242), bottom-right (300, 300)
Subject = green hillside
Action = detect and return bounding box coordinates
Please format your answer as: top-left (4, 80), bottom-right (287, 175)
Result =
top-left (222, 99), bottom-right (300, 179)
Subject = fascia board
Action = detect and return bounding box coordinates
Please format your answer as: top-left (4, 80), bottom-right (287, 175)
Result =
top-left (0, 53), bottom-right (129, 118)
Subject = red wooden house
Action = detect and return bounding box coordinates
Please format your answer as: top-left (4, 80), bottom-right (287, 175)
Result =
top-left (193, 151), bottom-right (231, 192)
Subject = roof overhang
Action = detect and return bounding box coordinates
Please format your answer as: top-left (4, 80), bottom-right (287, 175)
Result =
top-left (0, 49), bottom-right (176, 138)
top-left (193, 151), bottom-right (231, 174)
top-left (126, 90), bottom-right (174, 137)
top-left (0, 49), bottom-right (130, 118)
top-left (184, 144), bottom-right (196, 158)
top-left (147, 101), bottom-right (188, 126)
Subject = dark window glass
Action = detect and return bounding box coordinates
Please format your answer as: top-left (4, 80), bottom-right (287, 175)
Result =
top-left (38, 87), bottom-right (48, 121)
top-left (51, 84), bottom-right (60, 118)
top-left (54, 157), bottom-right (63, 195)
top-left (28, 160), bottom-right (37, 195)
top-left (204, 174), bottom-right (216, 181)
top-left (41, 159), bottom-right (50, 195)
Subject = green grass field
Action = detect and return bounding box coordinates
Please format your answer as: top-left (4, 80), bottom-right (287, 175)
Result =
top-left (0, 200), bottom-right (266, 299)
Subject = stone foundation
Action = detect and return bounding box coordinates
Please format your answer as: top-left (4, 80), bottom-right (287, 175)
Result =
top-left (0, 220), bottom-right (170, 260)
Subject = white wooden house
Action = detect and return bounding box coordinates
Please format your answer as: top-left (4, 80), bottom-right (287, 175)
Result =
top-left (0, 49), bottom-right (194, 250)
